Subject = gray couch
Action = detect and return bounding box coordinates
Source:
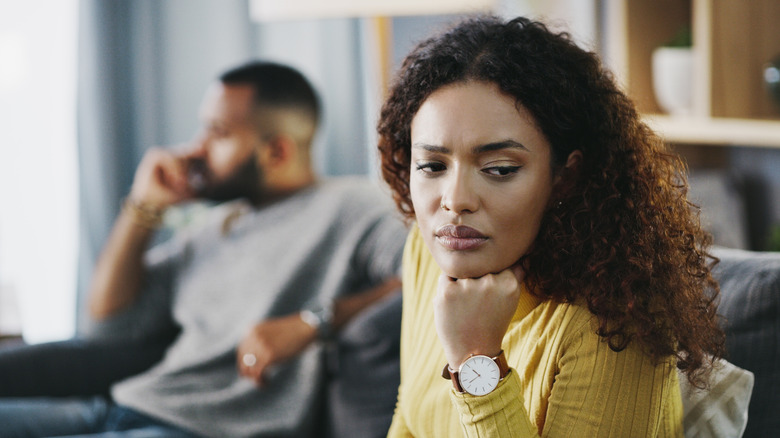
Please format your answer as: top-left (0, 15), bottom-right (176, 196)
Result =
top-left (711, 247), bottom-right (780, 437)
top-left (1, 247), bottom-right (778, 437)
top-left (0, 292), bottom-right (402, 438)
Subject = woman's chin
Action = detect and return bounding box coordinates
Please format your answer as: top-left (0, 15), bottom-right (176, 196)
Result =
top-left (436, 259), bottom-right (502, 280)
top-left (427, 242), bottom-right (520, 279)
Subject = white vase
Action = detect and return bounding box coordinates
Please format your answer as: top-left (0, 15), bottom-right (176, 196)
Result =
top-left (652, 47), bottom-right (693, 116)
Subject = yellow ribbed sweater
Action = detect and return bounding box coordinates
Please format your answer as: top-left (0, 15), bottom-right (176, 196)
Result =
top-left (387, 226), bottom-right (683, 437)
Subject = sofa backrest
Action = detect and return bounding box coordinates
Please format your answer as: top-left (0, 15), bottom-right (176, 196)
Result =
top-left (711, 247), bottom-right (780, 438)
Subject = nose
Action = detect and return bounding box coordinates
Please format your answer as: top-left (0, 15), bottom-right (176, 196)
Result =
top-left (439, 169), bottom-right (479, 214)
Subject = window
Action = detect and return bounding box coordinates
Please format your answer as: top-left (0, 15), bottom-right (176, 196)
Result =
top-left (0, 0), bottom-right (79, 343)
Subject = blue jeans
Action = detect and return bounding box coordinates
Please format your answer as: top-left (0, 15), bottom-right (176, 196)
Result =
top-left (0, 396), bottom-right (199, 437)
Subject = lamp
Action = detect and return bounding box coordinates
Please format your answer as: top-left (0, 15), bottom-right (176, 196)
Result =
top-left (249, 0), bottom-right (496, 21)
top-left (248, 0), bottom-right (496, 93)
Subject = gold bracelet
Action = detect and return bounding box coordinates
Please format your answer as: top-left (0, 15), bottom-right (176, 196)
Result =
top-left (122, 197), bottom-right (165, 229)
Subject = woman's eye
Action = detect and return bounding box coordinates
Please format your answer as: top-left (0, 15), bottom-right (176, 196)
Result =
top-left (415, 162), bottom-right (446, 174)
top-left (483, 166), bottom-right (521, 177)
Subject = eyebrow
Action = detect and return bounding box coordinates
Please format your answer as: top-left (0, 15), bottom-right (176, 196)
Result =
top-left (411, 140), bottom-right (530, 154)
top-left (475, 140), bottom-right (529, 154)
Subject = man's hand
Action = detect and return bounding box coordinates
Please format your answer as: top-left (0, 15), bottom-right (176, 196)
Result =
top-left (434, 265), bottom-right (524, 370)
top-left (236, 313), bottom-right (317, 386)
top-left (235, 277), bottom-right (401, 386)
top-left (128, 147), bottom-right (193, 209)
top-left (88, 146), bottom-right (198, 320)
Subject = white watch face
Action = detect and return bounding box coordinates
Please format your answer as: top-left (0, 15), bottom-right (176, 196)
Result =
top-left (459, 355), bottom-right (501, 396)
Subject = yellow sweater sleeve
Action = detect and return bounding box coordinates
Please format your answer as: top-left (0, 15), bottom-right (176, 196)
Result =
top-left (450, 371), bottom-right (539, 437)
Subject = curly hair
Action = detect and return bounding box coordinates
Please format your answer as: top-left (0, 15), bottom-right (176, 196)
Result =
top-left (377, 15), bottom-right (725, 388)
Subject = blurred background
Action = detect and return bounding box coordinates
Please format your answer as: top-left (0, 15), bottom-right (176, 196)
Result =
top-left (1, 0), bottom-right (778, 344)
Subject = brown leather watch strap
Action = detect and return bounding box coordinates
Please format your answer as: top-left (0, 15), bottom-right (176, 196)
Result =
top-left (442, 350), bottom-right (510, 393)
top-left (442, 363), bottom-right (465, 392)
top-left (494, 349), bottom-right (510, 377)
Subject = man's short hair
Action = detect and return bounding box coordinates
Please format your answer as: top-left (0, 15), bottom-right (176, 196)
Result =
top-left (219, 61), bottom-right (320, 128)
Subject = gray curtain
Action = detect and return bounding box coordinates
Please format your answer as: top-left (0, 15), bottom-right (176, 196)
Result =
top-left (75, 0), bottom-right (372, 332)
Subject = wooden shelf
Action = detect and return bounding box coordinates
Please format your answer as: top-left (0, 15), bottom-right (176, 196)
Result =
top-left (604, 0), bottom-right (780, 148)
top-left (643, 115), bottom-right (780, 148)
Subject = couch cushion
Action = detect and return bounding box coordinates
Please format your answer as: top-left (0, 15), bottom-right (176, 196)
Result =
top-left (325, 292), bottom-right (401, 438)
top-left (688, 171), bottom-right (749, 250)
top-left (680, 358), bottom-right (753, 437)
top-left (711, 247), bottom-right (780, 438)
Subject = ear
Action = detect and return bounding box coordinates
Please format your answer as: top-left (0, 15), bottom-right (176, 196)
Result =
top-left (553, 150), bottom-right (583, 186)
top-left (564, 150), bottom-right (582, 170)
top-left (259, 135), bottom-right (297, 168)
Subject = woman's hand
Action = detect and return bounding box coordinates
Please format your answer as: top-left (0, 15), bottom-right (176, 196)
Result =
top-left (434, 265), bottom-right (524, 369)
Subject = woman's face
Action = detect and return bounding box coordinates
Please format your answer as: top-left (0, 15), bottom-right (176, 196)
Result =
top-left (409, 81), bottom-right (555, 279)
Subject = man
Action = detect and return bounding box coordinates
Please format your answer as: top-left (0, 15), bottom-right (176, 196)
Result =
top-left (0, 61), bottom-right (406, 436)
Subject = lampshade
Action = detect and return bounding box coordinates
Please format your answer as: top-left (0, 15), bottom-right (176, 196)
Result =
top-left (249, 0), bottom-right (496, 21)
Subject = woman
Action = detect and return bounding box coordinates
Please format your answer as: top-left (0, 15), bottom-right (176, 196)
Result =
top-left (378, 16), bottom-right (725, 437)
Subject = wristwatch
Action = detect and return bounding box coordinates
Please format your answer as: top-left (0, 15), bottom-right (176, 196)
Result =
top-left (300, 299), bottom-right (334, 340)
top-left (442, 350), bottom-right (510, 396)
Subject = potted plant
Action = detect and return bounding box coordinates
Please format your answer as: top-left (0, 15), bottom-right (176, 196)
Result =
top-left (652, 26), bottom-right (693, 116)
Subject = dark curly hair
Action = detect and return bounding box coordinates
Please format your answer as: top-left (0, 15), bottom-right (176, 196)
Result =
top-left (377, 15), bottom-right (725, 388)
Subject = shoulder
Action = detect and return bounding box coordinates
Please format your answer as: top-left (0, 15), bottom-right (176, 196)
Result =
top-left (309, 178), bottom-right (408, 252)
top-left (315, 177), bottom-right (395, 210)
top-left (312, 177), bottom-right (404, 233)
top-left (554, 301), bottom-right (596, 335)
top-left (544, 300), bottom-right (665, 367)
top-left (521, 300), bottom-right (606, 358)
top-left (531, 300), bottom-right (594, 332)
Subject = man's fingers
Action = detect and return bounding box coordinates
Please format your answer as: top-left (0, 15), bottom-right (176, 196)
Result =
top-left (156, 154), bottom-right (191, 194)
top-left (131, 147), bottom-right (193, 205)
top-left (238, 349), bottom-right (270, 386)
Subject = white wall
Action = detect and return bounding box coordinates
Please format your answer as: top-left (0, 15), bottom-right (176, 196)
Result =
top-left (0, 0), bottom-right (79, 342)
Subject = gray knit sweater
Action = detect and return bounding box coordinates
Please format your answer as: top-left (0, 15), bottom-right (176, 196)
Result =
top-left (97, 177), bottom-right (406, 437)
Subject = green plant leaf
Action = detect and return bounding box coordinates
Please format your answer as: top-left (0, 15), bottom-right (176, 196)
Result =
top-left (664, 26), bottom-right (692, 48)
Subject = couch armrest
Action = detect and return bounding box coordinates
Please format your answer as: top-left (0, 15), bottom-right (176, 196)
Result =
top-left (325, 291), bottom-right (402, 438)
top-left (711, 247), bottom-right (780, 438)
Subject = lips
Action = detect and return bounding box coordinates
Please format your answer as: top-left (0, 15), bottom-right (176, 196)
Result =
top-left (435, 225), bottom-right (488, 250)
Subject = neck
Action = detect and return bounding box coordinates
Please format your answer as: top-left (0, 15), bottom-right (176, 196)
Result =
top-left (247, 172), bottom-right (317, 207)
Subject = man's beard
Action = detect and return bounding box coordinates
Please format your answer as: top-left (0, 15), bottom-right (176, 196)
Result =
top-left (188, 153), bottom-right (264, 203)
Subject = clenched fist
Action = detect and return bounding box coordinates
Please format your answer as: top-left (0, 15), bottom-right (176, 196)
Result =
top-left (434, 265), bottom-right (524, 369)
